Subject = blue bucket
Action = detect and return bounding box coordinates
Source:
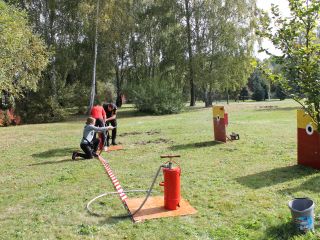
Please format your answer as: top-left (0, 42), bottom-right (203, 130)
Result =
top-left (288, 198), bottom-right (315, 233)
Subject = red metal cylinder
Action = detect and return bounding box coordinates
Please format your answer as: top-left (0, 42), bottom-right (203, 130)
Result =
top-left (163, 167), bottom-right (181, 210)
top-left (224, 113), bottom-right (228, 127)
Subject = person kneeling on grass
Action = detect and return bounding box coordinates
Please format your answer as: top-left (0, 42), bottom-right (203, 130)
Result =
top-left (72, 117), bottom-right (114, 160)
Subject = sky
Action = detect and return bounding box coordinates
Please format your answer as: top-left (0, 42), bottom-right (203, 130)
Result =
top-left (256, 0), bottom-right (290, 59)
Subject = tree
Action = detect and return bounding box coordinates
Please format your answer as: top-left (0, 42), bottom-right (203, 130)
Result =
top-left (187, 0), bottom-right (258, 106)
top-left (0, 0), bottom-right (49, 100)
top-left (275, 84), bottom-right (286, 100)
top-left (239, 87), bottom-right (249, 101)
top-left (88, 0), bottom-right (100, 112)
top-left (184, 0), bottom-right (196, 106)
top-left (127, 0), bottom-right (186, 113)
top-left (259, 0), bottom-right (320, 130)
top-left (248, 68), bottom-right (268, 101)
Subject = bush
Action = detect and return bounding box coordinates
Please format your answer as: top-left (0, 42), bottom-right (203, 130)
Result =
top-left (131, 77), bottom-right (185, 114)
top-left (96, 81), bottom-right (116, 103)
top-left (251, 83), bottom-right (266, 101)
top-left (239, 87), bottom-right (249, 101)
top-left (275, 85), bottom-right (286, 100)
top-left (2, 111), bottom-right (11, 126)
top-left (16, 94), bottom-right (67, 124)
top-left (248, 68), bottom-right (268, 101)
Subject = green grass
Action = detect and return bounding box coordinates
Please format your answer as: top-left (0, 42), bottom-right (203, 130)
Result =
top-left (1, 100), bottom-right (320, 239)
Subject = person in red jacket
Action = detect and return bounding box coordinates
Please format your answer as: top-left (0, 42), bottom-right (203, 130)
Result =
top-left (90, 103), bottom-right (107, 149)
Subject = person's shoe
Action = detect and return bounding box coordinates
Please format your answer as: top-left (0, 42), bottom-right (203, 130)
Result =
top-left (92, 152), bottom-right (99, 157)
top-left (72, 152), bottom-right (77, 160)
top-left (111, 141), bottom-right (117, 146)
top-left (103, 146), bottom-right (108, 151)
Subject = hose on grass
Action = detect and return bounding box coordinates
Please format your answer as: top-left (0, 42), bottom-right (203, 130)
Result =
top-left (86, 165), bottom-right (163, 218)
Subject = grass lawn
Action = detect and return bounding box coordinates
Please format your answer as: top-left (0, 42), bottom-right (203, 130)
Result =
top-left (1, 100), bottom-right (320, 240)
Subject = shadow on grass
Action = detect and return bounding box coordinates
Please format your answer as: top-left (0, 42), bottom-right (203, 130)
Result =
top-left (169, 140), bottom-right (223, 151)
top-left (32, 147), bottom-right (76, 158)
top-left (263, 221), bottom-right (297, 240)
top-left (117, 110), bottom-right (150, 119)
top-left (29, 158), bottom-right (87, 166)
top-left (97, 215), bottom-right (132, 225)
top-left (181, 106), bottom-right (208, 113)
top-left (279, 175), bottom-right (320, 194)
top-left (236, 165), bottom-right (317, 189)
top-left (256, 106), bottom-right (299, 112)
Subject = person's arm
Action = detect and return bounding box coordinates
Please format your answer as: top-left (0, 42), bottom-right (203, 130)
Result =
top-left (106, 114), bottom-right (116, 122)
top-left (106, 109), bottom-right (117, 122)
top-left (89, 125), bottom-right (114, 132)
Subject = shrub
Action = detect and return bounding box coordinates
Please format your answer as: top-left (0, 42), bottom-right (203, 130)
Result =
top-left (16, 94), bottom-right (67, 124)
top-left (96, 81), bottom-right (116, 103)
top-left (239, 87), bottom-right (249, 101)
top-left (2, 111), bottom-right (11, 126)
top-left (131, 77), bottom-right (185, 114)
top-left (251, 83), bottom-right (266, 101)
top-left (275, 85), bottom-right (286, 101)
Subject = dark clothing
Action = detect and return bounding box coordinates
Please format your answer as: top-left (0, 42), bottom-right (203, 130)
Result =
top-left (103, 103), bottom-right (118, 145)
top-left (77, 138), bottom-right (99, 159)
top-left (76, 124), bottom-right (109, 159)
top-left (94, 118), bottom-right (105, 146)
top-left (106, 120), bottom-right (117, 145)
top-left (103, 103), bottom-right (117, 118)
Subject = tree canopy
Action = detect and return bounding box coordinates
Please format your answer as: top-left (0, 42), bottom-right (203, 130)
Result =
top-left (0, 0), bottom-right (49, 100)
top-left (258, 0), bottom-right (320, 130)
top-left (1, 0), bottom-right (263, 122)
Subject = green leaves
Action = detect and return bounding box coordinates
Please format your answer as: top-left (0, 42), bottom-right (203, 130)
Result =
top-left (258, 0), bottom-right (320, 130)
top-left (0, 1), bottom-right (49, 99)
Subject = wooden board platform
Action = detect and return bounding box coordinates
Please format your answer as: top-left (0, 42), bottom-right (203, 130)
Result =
top-left (126, 196), bottom-right (197, 222)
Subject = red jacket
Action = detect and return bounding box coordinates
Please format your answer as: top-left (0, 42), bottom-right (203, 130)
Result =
top-left (90, 105), bottom-right (106, 120)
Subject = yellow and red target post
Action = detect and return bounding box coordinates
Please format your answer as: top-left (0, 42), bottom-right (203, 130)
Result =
top-left (212, 105), bottom-right (228, 143)
top-left (297, 110), bottom-right (320, 169)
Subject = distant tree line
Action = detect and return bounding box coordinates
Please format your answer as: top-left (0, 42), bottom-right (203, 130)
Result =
top-left (1, 0), bottom-right (262, 123)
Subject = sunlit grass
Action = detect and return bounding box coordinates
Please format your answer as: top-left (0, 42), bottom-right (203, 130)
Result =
top-left (1, 99), bottom-right (320, 239)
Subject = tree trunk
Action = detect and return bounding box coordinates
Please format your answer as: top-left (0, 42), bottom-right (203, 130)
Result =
top-left (46, 1), bottom-right (56, 97)
top-left (204, 90), bottom-right (213, 107)
top-left (227, 81), bottom-right (229, 104)
top-left (88, 0), bottom-right (100, 113)
top-left (115, 64), bottom-right (122, 107)
top-left (184, 0), bottom-right (195, 106)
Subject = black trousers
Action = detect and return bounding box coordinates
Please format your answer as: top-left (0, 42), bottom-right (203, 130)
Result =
top-left (94, 118), bottom-right (105, 145)
top-left (77, 138), bottom-right (99, 159)
top-left (106, 120), bottom-right (117, 144)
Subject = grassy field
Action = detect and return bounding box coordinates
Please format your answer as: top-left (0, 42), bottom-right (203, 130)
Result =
top-left (1, 100), bottom-right (320, 240)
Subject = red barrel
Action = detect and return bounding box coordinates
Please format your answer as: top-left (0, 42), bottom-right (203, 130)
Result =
top-left (163, 167), bottom-right (181, 210)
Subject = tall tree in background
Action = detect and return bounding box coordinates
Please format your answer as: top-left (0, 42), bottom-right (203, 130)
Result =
top-left (126, 0), bottom-right (187, 113)
top-left (0, 0), bottom-right (49, 101)
top-left (88, 0), bottom-right (100, 112)
top-left (184, 0), bottom-right (257, 106)
top-left (184, 0), bottom-right (196, 106)
top-left (2, 0), bottom-right (261, 120)
top-left (100, 0), bottom-right (134, 107)
top-left (259, 0), bottom-right (320, 130)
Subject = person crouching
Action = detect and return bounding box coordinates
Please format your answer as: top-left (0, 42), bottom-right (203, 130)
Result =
top-left (72, 117), bottom-right (114, 159)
